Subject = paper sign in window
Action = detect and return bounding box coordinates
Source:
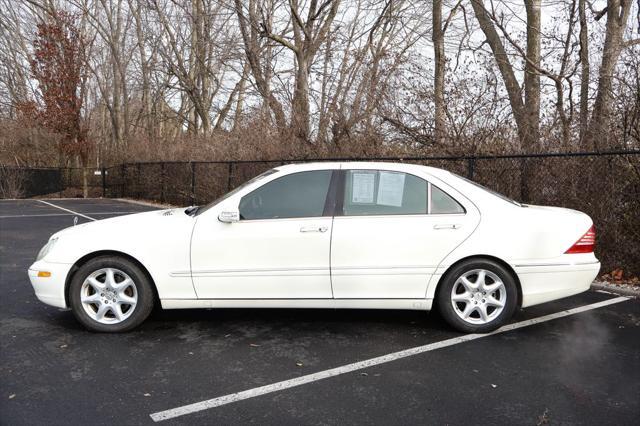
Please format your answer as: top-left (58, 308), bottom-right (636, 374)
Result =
top-left (351, 172), bottom-right (375, 203)
top-left (377, 172), bottom-right (405, 207)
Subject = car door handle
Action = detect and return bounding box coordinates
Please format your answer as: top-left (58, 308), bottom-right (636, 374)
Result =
top-left (433, 224), bottom-right (461, 230)
top-left (300, 225), bottom-right (328, 233)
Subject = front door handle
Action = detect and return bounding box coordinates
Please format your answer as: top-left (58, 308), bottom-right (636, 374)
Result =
top-left (300, 225), bottom-right (328, 233)
top-left (433, 224), bottom-right (461, 230)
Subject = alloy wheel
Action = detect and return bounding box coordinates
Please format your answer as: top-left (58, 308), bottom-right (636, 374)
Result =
top-left (80, 268), bottom-right (138, 324)
top-left (450, 269), bottom-right (507, 325)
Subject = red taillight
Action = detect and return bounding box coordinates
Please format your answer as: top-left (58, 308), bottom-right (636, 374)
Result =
top-left (565, 225), bottom-right (596, 254)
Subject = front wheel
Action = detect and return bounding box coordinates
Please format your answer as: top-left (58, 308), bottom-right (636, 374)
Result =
top-left (69, 256), bottom-right (154, 332)
top-left (436, 259), bottom-right (517, 333)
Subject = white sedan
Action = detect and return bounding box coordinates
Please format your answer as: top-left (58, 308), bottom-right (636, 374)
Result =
top-left (28, 162), bottom-right (600, 333)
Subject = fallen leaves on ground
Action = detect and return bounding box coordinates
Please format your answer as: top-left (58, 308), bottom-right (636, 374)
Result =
top-left (600, 270), bottom-right (640, 286)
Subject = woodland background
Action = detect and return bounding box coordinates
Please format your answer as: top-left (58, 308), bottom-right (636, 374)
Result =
top-left (0, 0), bottom-right (638, 169)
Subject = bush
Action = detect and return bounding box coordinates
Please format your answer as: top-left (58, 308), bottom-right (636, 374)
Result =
top-left (0, 166), bottom-right (25, 198)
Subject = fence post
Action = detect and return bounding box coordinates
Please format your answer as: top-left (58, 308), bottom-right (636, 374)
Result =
top-left (121, 164), bottom-right (126, 197)
top-left (160, 163), bottom-right (166, 204)
top-left (520, 157), bottom-right (529, 204)
top-left (227, 162), bottom-right (233, 192)
top-left (190, 162), bottom-right (196, 205)
top-left (101, 167), bottom-right (106, 198)
top-left (467, 157), bottom-right (476, 180)
top-left (59, 168), bottom-right (64, 198)
top-left (137, 163), bottom-right (141, 199)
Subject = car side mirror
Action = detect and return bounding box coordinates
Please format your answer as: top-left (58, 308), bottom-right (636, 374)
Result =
top-left (218, 209), bottom-right (240, 223)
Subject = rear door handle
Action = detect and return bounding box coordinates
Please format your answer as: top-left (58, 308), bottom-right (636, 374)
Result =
top-left (300, 225), bottom-right (328, 233)
top-left (433, 224), bottom-right (461, 230)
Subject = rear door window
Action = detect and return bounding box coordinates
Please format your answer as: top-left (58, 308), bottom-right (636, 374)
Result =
top-left (430, 184), bottom-right (465, 214)
top-left (342, 170), bottom-right (428, 216)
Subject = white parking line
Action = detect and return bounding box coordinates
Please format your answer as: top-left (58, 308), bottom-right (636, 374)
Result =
top-left (37, 200), bottom-right (97, 221)
top-left (150, 296), bottom-right (630, 422)
top-left (0, 212), bottom-right (139, 219)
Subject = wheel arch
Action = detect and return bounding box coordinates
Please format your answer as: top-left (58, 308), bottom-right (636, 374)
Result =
top-left (64, 250), bottom-right (160, 308)
top-left (433, 254), bottom-right (523, 308)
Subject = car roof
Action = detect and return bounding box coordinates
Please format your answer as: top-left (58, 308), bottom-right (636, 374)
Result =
top-left (275, 161), bottom-right (450, 177)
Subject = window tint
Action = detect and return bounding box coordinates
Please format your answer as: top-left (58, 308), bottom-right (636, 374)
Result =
top-left (196, 169), bottom-right (278, 216)
top-left (452, 173), bottom-right (521, 206)
top-left (342, 170), bottom-right (427, 216)
top-left (431, 185), bottom-right (465, 214)
top-left (239, 170), bottom-right (332, 220)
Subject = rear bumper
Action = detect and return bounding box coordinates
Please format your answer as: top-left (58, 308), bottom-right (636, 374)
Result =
top-left (515, 261), bottom-right (600, 308)
top-left (28, 260), bottom-right (72, 309)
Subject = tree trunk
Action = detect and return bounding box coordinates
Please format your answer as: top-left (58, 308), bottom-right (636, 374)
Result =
top-left (215, 79), bottom-right (242, 131)
top-left (470, 0), bottom-right (541, 202)
top-left (82, 165), bottom-right (88, 198)
top-left (111, 56), bottom-right (123, 147)
top-left (578, 0), bottom-right (590, 144)
top-left (433, 0), bottom-right (446, 145)
top-left (585, 0), bottom-right (633, 150)
top-left (234, 0), bottom-right (287, 131)
top-left (292, 55), bottom-right (311, 141)
top-left (232, 63), bottom-right (249, 131)
top-left (524, 0), bottom-right (541, 152)
top-left (470, 1), bottom-right (527, 136)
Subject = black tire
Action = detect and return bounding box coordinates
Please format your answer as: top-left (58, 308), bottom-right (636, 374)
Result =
top-left (69, 256), bottom-right (154, 332)
top-left (436, 259), bottom-right (517, 333)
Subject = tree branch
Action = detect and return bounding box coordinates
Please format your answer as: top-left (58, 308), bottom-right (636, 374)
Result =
top-left (260, 22), bottom-right (299, 53)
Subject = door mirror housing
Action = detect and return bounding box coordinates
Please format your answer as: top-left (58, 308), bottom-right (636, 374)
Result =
top-left (218, 209), bottom-right (240, 223)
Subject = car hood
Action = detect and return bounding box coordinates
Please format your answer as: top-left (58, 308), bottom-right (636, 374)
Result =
top-left (51, 208), bottom-right (188, 239)
top-left (44, 207), bottom-right (196, 265)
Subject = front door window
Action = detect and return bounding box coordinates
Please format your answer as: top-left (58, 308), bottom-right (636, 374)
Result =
top-left (239, 170), bottom-right (333, 220)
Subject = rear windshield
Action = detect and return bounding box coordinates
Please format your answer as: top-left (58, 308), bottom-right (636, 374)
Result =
top-left (451, 173), bottom-right (522, 207)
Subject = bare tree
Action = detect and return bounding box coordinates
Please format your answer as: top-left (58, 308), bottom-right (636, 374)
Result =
top-left (150, 0), bottom-right (238, 135)
top-left (469, 0), bottom-right (541, 152)
top-left (234, 0), bottom-right (287, 131)
top-left (585, 0), bottom-right (637, 149)
top-left (1, 0), bottom-right (639, 167)
top-left (578, 0), bottom-right (589, 142)
top-left (238, 0), bottom-right (341, 141)
top-left (433, 0), bottom-right (461, 145)
top-left (523, 0), bottom-right (541, 150)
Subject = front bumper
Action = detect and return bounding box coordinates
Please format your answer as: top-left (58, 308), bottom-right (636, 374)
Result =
top-left (28, 260), bottom-right (73, 309)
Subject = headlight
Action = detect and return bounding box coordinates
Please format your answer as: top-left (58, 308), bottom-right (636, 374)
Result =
top-left (36, 237), bottom-right (58, 261)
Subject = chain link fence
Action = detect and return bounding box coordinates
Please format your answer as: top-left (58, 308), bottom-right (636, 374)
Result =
top-left (0, 165), bottom-right (64, 198)
top-left (2, 150), bottom-right (639, 277)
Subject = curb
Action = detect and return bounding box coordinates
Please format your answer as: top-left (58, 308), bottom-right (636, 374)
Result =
top-left (114, 198), bottom-right (175, 208)
top-left (591, 281), bottom-right (640, 297)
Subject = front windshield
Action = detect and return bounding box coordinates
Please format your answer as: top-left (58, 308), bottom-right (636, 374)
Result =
top-left (451, 173), bottom-right (522, 207)
top-left (195, 168), bottom-right (278, 216)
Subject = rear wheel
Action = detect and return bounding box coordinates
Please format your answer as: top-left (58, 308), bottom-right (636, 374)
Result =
top-left (69, 256), bottom-right (154, 332)
top-left (437, 259), bottom-right (517, 333)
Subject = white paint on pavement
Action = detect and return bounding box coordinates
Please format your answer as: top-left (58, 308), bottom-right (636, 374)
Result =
top-left (0, 212), bottom-right (139, 219)
top-left (150, 296), bottom-right (630, 422)
top-left (37, 200), bottom-right (97, 221)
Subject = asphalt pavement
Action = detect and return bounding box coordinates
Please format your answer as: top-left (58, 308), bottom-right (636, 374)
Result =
top-left (0, 198), bottom-right (638, 425)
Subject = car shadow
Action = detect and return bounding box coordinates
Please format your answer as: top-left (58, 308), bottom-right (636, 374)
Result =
top-left (145, 307), bottom-right (452, 331)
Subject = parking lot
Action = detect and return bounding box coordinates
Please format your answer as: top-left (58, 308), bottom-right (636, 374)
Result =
top-left (0, 198), bottom-right (639, 425)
